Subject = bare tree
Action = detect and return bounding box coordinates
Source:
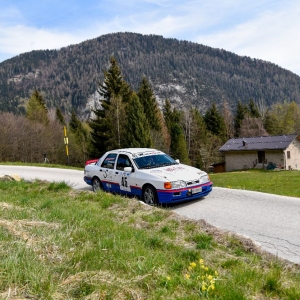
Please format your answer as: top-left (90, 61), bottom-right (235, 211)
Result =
top-left (222, 100), bottom-right (234, 139)
top-left (239, 116), bottom-right (268, 137)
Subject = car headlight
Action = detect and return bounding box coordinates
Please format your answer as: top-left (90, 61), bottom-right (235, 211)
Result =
top-left (169, 180), bottom-right (187, 189)
top-left (200, 174), bottom-right (210, 183)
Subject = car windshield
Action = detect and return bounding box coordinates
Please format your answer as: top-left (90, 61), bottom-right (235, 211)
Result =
top-left (133, 154), bottom-right (178, 169)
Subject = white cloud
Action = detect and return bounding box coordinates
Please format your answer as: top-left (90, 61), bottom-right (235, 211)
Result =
top-left (194, 2), bottom-right (300, 75)
top-left (0, 25), bottom-right (84, 56)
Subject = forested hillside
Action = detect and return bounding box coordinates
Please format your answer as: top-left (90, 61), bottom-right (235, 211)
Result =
top-left (1, 32), bottom-right (300, 117)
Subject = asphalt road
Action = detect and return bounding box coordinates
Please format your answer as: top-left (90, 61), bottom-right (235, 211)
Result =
top-left (1, 165), bottom-right (300, 265)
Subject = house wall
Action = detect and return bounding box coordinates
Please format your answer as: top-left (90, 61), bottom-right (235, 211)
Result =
top-left (225, 151), bottom-right (259, 172)
top-left (284, 139), bottom-right (300, 170)
top-left (225, 150), bottom-right (285, 172)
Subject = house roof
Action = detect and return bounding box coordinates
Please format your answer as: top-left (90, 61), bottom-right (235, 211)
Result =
top-left (219, 135), bottom-right (299, 152)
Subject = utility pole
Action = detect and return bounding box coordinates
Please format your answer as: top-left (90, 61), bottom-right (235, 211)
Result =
top-left (64, 126), bottom-right (69, 166)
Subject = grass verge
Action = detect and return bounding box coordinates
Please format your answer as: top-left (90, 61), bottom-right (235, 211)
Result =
top-left (210, 169), bottom-right (300, 197)
top-left (0, 179), bottom-right (299, 299)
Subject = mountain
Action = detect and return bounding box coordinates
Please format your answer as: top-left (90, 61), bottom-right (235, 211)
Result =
top-left (1, 32), bottom-right (300, 118)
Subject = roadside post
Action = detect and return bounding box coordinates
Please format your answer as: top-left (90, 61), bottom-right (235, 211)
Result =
top-left (63, 126), bottom-right (69, 166)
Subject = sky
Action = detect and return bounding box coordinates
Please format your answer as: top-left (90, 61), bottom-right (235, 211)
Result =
top-left (1, 0), bottom-right (300, 76)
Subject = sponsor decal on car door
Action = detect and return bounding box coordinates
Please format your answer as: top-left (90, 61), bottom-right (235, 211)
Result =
top-left (119, 170), bottom-right (132, 192)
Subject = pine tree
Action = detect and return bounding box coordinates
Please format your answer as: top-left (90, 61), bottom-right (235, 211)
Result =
top-left (248, 99), bottom-right (260, 118)
top-left (137, 77), bottom-right (169, 150)
top-left (163, 99), bottom-right (190, 164)
top-left (204, 103), bottom-right (226, 141)
top-left (264, 110), bottom-right (278, 135)
top-left (234, 101), bottom-right (247, 137)
top-left (98, 56), bottom-right (132, 104)
top-left (137, 77), bottom-right (161, 131)
top-left (124, 93), bottom-right (152, 148)
top-left (55, 107), bottom-right (66, 125)
top-left (69, 109), bottom-right (89, 163)
top-left (169, 123), bottom-right (190, 164)
top-left (26, 89), bottom-right (49, 125)
top-left (188, 108), bottom-right (207, 168)
top-left (89, 57), bottom-right (132, 156)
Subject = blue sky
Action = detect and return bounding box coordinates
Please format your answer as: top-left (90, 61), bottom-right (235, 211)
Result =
top-left (1, 0), bottom-right (300, 76)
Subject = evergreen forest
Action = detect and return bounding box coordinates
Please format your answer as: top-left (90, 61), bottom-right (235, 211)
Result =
top-left (1, 57), bottom-right (300, 170)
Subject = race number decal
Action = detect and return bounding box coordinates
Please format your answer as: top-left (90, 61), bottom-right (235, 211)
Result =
top-left (120, 173), bottom-right (131, 192)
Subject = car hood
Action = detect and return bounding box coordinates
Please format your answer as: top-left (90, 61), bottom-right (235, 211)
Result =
top-left (143, 164), bottom-right (207, 181)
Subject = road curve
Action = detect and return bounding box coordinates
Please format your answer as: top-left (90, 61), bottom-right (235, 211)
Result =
top-left (1, 165), bottom-right (300, 265)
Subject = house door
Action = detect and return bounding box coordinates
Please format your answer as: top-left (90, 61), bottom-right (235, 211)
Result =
top-left (258, 151), bottom-right (265, 163)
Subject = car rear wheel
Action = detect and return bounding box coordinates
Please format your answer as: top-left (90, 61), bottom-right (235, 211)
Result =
top-left (92, 177), bottom-right (102, 192)
top-left (143, 185), bottom-right (158, 205)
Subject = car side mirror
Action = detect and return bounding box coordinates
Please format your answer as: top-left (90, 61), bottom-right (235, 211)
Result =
top-left (124, 167), bottom-right (133, 172)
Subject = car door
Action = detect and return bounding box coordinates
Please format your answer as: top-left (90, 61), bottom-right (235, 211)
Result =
top-left (115, 154), bottom-right (138, 196)
top-left (99, 153), bottom-right (118, 192)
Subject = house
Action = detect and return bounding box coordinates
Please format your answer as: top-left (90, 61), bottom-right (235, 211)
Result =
top-left (219, 135), bottom-right (300, 172)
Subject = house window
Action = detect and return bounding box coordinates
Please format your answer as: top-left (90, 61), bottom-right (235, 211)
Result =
top-left (287, 151), bottom-right (291, 159)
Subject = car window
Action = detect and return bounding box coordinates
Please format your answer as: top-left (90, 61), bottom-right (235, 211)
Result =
top-left (134, 154), bottom-right (177, 169)
top-left (116, 154), bottom-right (133, 171)
top-left (101, 153), bottom-right (117, 169)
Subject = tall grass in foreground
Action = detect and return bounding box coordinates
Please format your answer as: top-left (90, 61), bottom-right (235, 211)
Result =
top-left (211, 169), bottom-right (300, 197)
top-left (0, 179), bottom-right (299, 299)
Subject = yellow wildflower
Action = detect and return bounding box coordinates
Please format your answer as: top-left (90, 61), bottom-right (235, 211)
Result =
top-left (190, 262), bottom-right (197, 268)
top-left (207, 275), bottom-right (213, 281)
top-left (166, 276), bottom-right (171, 281)
top-left (185, 273), bottom-right (190, 279)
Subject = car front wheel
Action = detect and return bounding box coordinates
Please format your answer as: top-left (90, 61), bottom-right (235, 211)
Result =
top-left (143, 185), bottom-right (158, 205)
top-left (92, 177), bottom-right (102, 192)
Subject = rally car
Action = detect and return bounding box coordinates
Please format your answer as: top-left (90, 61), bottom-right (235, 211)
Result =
top-left (84, 148), bottom-right (212, 205)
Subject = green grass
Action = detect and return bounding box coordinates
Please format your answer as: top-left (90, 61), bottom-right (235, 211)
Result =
top-left (0, 179), bottom-right (299, 299)
top-left (210, 169), bottom-right (300, 197)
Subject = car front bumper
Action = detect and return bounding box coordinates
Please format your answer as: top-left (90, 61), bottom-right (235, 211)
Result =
top-left (157, 182), bottom-right (213, 203)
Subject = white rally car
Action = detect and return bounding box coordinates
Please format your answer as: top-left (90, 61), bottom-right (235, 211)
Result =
top-left (84, 148), bottom-right (213, 205)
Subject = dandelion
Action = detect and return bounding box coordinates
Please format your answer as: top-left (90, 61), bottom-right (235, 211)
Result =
top-left (190, 262), bottom-right (197, 268)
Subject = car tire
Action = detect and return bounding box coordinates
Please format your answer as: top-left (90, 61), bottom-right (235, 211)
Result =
top-left (92, 177), bottom-right (102, 192)
top-left (143, 185), bottom-right (158, 205)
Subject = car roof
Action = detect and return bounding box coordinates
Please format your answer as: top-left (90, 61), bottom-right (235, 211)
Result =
top-left (108, 148), bottom-right (161, 155)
